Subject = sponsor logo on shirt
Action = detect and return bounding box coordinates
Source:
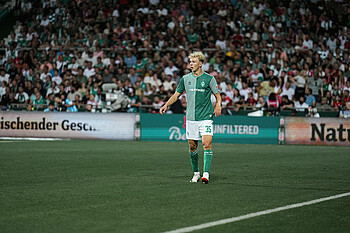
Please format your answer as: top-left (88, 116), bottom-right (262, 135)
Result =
top-left (188, 88), bottom-right (205, 92)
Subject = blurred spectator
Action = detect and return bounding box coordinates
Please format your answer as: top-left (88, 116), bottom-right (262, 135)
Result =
top-left (86, 93), bottom-right (98, 109)
top-left (0, 69), bottom-right (9, 83)
top-left (307, 73), bottom-right (323, 102)
top-left (128, 89), bottom-right (140, 113)
top-left (0, 81), bottom-right (6, 97)
top-left (317, 97), bottom-right (332, 110)
top-left (56, 94), bottom-right (78, 112)
top-left (44, 101), bottom-right (57, 112)
top-left (305, 88), bottom-right (317, 108)
top-left (280, 95), bottom-right (294, 110)
top-left (15, 86), bottom-right (29, 104)
top-left (1, 0), bottom-right (350, 115)
top-left (247, 92), bottom-right (257, 106)
top-left (258, 78), bottom-right (277, 101)
top-left (339, 101), bottom-right (350, 118)
top-left (280, 82), bottom-right (295, 101)
top-left (234, 96), bottom-right (247, 112)
top-left (163, 74), bottom-right (176, 92)
top-left (295, 96), bottom-right (309, 112)
top-left (164, 61), bottom-right (178, 77)
top-left (32, 92), bottom-right (46, 107)
top-left (152, 95), bottom-right (164, 113)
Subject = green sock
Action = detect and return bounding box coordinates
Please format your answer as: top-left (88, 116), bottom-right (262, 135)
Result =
top-left (189, 150), bottom-right (199, 172)
top-left (203, 150), bottom-right (213, 173)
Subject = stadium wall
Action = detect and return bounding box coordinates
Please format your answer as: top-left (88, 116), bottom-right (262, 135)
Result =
top-left (283, 117), bottom-right (350, 146)
top-left (140, 114), bottom-right (280, 144)
top-left (1, 112), bottom-right (349, 146)
top-left (0, 112), bottom-right (136, 140)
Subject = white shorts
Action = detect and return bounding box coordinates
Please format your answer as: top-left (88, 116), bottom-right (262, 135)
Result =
top-left (186, 120), bottom-right (213, 140)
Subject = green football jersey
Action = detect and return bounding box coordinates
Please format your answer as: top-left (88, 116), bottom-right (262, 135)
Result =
top-left (176, 72), bottom-right (219, 121)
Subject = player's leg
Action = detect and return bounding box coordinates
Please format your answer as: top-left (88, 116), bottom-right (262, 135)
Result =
top-left (189, 139), bottom-right (200, 182)
top-left (188, 139), bottom-right (199, 173)
top-left (187, 120), bottom-right (201, 182)
top-left (201, 135), bottom-right (213, 183)
top-left (199, 120), bottom-right (214, 184)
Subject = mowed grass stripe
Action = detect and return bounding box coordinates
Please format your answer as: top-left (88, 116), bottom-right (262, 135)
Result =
top-left (0, 141), bottom-right (349, 233)
top-left (163, 192), bottom-right (350, 233)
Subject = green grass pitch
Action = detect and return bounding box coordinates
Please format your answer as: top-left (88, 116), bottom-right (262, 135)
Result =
top-left (0, 140), bottom-right (349, 233)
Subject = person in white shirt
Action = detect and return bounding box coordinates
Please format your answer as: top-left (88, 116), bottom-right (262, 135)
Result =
top-left (144, 74), bottom-right (162, 92)
top-left (68, 57), bottom-right (79, 75)
top-left (52, 69), bottom-right (62, 85)
top-left (40, 15), bottom-right (50, 27)
top-left (15, 86), bottom-right (29, 103)
top-left (0, 70), bottom-right (9, 83)
top-left (239, 82), bottom-right (252, 101)
top-left (344, 81), bottom-right (350, 93)
top-left (302, 35), bottom-right (313, 49)
top-left (250, 68), bottom-right (264, 86)
top-left (157, 4), bottom-right (168, 16)
top-left (40, 66), bottom-right (51, 82)
top-left (46, 81), bottom-right (59, 97)
top-left (280, 82), bottom-right (295, 101)
top-left (149, 0), bottom-right (160, 5)
top-left (318, 44), bottom-right (329, 60)
top-left (163, 74), bottom-right (176, 92)
top-left (294, 96), bottom-right (309, 111)
top-left (137, 2), bottom-right (149, 14)
top-left (326, 35), bottom-right (337, 52)
top-left (215, 35), bottom-right (226, 51)
top-left (0, 80), bottom-right (7, 97)
top-left (83, 61), bottom-right (96, 78)
top-left (102, 53), bottom-right (111, 67)
top-left (164, 60), bottom-right (179, 77)
top-left (225, 83), bottom-right (234, 100)
top-left (202, 61), bottom-right (210, 72)
top-left (112, 8), bottom-right (119, 17)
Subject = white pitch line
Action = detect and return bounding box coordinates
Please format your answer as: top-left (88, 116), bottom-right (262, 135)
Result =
top-left (0, 137), bottom-right (67, 141)
top-left (163, 192), bottom-right (350, 233)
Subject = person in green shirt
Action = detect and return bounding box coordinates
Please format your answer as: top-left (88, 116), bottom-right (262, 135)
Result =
top-left (76, 67), bottom-right (88, 84)
top-left (187, 28), bottom-right (199, 44)
top-left (134, 57), bottom-right (146, 77)
top-left (128, 89), bottom-right (140, 113)
top-left (160, 51), bottom-right (222, 184)
top-left (32, 92), bottom-right (46, 107)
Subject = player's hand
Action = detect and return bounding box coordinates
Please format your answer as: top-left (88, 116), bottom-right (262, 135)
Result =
top-left (159, 105), bottom-right (167, 115)
top-left (214, 104), bottom-right (221, 117)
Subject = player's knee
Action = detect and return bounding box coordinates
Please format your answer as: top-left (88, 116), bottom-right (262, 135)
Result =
top-left (203, 142), bottom-right (212, 150)
top-left (189, 143), bottom-right (197, 151)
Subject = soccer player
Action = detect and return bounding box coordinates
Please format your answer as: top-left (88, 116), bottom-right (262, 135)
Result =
top-left (160, 51), bottom-right (221, 184)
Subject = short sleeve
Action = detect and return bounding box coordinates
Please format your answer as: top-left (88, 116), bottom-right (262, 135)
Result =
top-left (209, 77), bottom-right (219, 94)
top-left (176, 77), bottom-right (185, 94)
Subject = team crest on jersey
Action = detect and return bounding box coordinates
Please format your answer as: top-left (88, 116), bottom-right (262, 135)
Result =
top-left (188, 81), bottom-right (191, 85)
top-left (201, 81), bottom-right (205, 87)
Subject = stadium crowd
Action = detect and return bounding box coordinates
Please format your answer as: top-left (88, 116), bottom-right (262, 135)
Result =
top-left (0, 0), bottom-right (350, 117)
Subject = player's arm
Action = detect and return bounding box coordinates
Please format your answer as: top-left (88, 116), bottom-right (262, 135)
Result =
top-left (159, 91), bottom-right (181, 115)
top-left (213, 91), bottom-right (222, 117)
top-left (209, 76), bottom-right (221, 117)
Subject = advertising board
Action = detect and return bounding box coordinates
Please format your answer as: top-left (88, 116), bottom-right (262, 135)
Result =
top-left (0, 112), bottom-right (136, 140)
top-left (284, 117), bottom-right (350, 146)
top-left (140, 114), bottom-right (279, 144)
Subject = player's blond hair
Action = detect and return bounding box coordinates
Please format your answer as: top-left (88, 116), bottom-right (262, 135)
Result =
top-left (188, 51), bottom-right (205, 64)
